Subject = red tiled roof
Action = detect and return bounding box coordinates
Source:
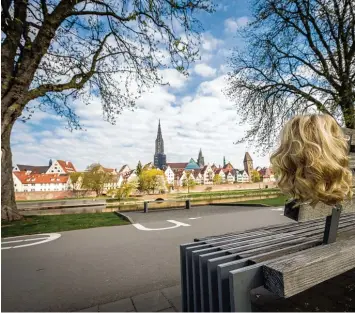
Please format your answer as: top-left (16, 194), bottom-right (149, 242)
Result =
top-left (103, 167), bottom-right (116, 173)
top-left (13, 171), bottom-right (69, 184)
top-left (57, 160), bottom-right (77, 173)
top-left (167, 163), bottom-right (188, 169)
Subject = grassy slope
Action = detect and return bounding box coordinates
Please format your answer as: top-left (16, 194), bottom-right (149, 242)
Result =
top-left (1, 213), bottom-right (129, 238)
top-left (235, 195), bottom-right (288, 206)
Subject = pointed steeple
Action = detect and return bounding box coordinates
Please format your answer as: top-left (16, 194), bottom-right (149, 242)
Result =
top-left (157, 119), bottom-right (162, 140)
top-left (154, 119), bottom-right (166, 169)
top-left (197, 148), bottom-right (205, 168)
top-left (223, 156), bottom-right (226, 167)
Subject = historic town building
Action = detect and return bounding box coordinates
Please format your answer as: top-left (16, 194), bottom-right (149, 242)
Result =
top-left (153, 120), bottom-right (167, 169)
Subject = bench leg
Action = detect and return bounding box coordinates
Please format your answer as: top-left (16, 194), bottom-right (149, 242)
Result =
top-left (229, 264), bottom-right (264, 312)
top-left (323, 207), bottom-right (341, 244)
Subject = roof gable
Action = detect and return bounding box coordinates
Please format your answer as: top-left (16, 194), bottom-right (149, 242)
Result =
top-left (57, 160), bottom-right (77, 173)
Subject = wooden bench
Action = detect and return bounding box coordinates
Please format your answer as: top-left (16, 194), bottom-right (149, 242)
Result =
top-left (180, 206), bottom-right (355, 312)
top-left (180, 127), bottom-right (355, 312)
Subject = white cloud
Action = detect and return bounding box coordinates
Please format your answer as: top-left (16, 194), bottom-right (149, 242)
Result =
top-left (201, 33), bottom-right (223, 51)
top-left (159, 68), bottom-right (188, 89)
top-left (194, 63), bottom-right (217, 78)
top-left (12, 73), bottom-right (272, 171)
top-left (224, 16), bottom-right (249, 33)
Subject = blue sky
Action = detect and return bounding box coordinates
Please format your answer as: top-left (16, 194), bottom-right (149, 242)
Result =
top-left (11, 0), bottom-right (274, 171)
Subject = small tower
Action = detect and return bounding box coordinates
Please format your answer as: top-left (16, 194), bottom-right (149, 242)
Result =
top-left (197, 148), bottom-right (205, 168)
top-left (223, 156), bottom-right (226, 167)
top-left (243, 152), bottom-right (253, 175)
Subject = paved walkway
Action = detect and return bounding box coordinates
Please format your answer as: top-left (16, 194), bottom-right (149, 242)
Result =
top-left (78, 285), bottom-right (181, 312)
top-left (77, 269), bottom-right (355, 312)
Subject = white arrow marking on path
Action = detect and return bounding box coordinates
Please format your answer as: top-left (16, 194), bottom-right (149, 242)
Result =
top-left (1, 233), bottom-right (61, 250)
top-left (132, 220), bottom-right (190, 231)
top-left (188, 217), bottom-right (202, 220)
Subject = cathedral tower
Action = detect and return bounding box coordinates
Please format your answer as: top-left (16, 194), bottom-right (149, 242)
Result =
top-left (154, 120), bottom-right (167, 169)
top-left (197, 148), bottom-right (205, 168)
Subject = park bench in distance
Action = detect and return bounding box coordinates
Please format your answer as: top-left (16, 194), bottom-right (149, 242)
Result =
top-left (180, 128), bottom-right (355, 312)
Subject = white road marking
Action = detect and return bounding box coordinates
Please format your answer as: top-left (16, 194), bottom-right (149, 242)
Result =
top-left (1, 233), bottom-right (61, 250)
top-left (1, 237), bottom-right (47, 244)
top-left (132, 220), bottom-right (190, 231)
top-left (188, 217), bottom-right (202, 220)
top-left (271, 208), bottom-right (284, 211)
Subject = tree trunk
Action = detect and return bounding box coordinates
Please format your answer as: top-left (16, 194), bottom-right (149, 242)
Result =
top-left (1, 122), bottom-right (22, 221)
top-left (340, 94), bottom-right (355, 129)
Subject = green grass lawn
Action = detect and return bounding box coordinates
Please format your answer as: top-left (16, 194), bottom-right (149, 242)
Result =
top-left (1, 212), bottom-right (129, 238)
top-left (235, 195), bottom-right (288, 206)
top-left (176, 188), bottom-right (280, 198)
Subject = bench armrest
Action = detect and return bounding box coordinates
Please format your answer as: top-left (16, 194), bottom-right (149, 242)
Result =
top-left (263, 236), bottom-right (355, 298)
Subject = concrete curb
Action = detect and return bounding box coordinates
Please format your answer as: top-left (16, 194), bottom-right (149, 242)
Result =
top-left (114, 211), bottom-right (135, 224)
top-left (209, 203), bottom-right (272, 207)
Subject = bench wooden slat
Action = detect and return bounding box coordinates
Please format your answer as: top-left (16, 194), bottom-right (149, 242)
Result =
top-left (263, 236), bottom-right (355, 298)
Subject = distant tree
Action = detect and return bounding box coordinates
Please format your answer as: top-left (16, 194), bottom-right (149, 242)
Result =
top-left (182, 172), bottom-right (196, 193)
top-left (1, 0), bottom-right (214, 221)
top-left (108, 181), bottom-right (137, 201)
top-left (136, 161), bottom-right (143, 176)
top-left (251, 170), bottom-right (261, 183)
top-left (69, 172), bottom-right (82, 192)
top-left (213, 174), bottom-right (222, 185)
top-left (226, 0), bottom-right (355, 152)
top-left (81, 164), bottom-right (114, 196)
top-left (139, 169), bottom-right (166, 194)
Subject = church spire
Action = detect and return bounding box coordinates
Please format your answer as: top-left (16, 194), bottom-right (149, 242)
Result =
top-left (197, 148), bottom-right (205, 168)
top-left (154, 119), bottom-right (166, 169)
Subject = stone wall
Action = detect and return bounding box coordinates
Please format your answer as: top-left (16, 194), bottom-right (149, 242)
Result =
top-left (171, 182), bottom-right (277, 194)
top-left (15, 190), bottom-right (96, 201)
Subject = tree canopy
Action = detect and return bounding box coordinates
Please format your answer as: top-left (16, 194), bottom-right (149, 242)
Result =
top-left (81, 163), bottom-right (115, 196)
top-left (226, 0), bottom-right (355, 151)
top-left (138, 168), bottom-right (166, 194)
top-left (1, 0), bottom-right (214, 220)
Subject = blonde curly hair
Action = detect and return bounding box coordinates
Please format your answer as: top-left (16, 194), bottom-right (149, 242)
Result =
top-left (270, 114), bottom-right (353, 207)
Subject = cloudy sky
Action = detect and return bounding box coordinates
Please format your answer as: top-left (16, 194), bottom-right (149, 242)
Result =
top-left (11, 0), bottom-right (275, 171)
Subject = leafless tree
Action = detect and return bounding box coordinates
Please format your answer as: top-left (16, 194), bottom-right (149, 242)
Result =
top-left (226, 0), bottom-right (355, 151)
top-left (1, 0), bottom-right (214, 221)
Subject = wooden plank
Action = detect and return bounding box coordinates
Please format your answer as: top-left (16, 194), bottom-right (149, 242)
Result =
top-left (229, 264), bottom-right (264, 312)
top-left (207, 254), bottom-right (241, 312)
top-left (207, 240), bottom-right (318, 312)
top-left (263, 236), bottom-right (355, 298)
top-left (180, 242), bottom-right (205, 312)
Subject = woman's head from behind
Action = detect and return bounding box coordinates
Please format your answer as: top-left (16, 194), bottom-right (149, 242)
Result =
top-left (271, 114), bottom-right (352, 206)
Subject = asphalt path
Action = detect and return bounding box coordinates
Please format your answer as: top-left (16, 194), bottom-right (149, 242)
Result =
top-left (2, 205), bottom-right (291, 312)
